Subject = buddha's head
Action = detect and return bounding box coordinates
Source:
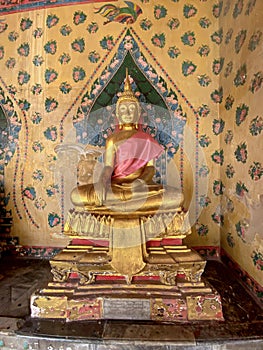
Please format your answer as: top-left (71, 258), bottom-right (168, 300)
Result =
top-left (116, 69), bottom-right (141, 128)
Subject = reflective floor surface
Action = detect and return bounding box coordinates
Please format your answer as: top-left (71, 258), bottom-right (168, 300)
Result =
top-left (0, 255), bottom-right (262, 349)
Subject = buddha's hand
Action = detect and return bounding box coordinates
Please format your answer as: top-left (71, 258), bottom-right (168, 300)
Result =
top-left (96, 166), bottom-right (113, 206)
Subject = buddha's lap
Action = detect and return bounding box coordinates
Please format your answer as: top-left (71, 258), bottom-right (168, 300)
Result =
top-left (70, 182), bottom-right (183, 210)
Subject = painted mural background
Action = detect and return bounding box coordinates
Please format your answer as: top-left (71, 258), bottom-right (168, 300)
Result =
top-left (0, 0), bottom-right (262, 297)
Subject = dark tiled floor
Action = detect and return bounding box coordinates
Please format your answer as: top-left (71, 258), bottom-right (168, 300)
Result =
top-left (0, 255), bottom-right (262, 349)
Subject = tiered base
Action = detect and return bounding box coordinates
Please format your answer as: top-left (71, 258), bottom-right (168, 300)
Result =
top-left (31, 281), bottom-right (223, 322)
top-left (30, 239), bottom-right (224, 322)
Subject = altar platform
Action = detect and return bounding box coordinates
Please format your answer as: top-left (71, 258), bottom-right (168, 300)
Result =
top-left (0, 255), bottom-right (262, 349)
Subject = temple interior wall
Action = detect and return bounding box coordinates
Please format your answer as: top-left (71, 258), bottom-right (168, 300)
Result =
top-left (0, 0), bottom-right (262, 290)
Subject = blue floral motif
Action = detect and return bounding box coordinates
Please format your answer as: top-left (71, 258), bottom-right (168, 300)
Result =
top-left (199, 17), bottom-right (211, 29)
top-left (181, 31), bottom-right (195, 46)
top-left (199, 164), bottom-right (210, 177)
top-left (44, 126), bottom-right (58, 141)
top-left (151, 33), bottom-right (166, 48)
top-left (32, 141), bottom-right (44, 152)
top-left (235, 30), bottom-right (247, 54)
top-left (210, 87), bottom-right (223, 103)
top-left (88, 51), bottom-right (100, 63)
top-left (234, 64), bottom-right (247, 87)
top-left (248, 31), bottom-right (262, 51)
top-left (73, 11), bottom-right (87, 25)
top-left (212, 58), bottom-right (224, 75)
top-left (46, 184), bottom-right (59, 197)
top-left (235, 103), bottom-right (249, 126)
top-left (245, 0), bottom-right (257, 15)
top-left (45, 97), bottom-right (58, 113)
top-left (32, 55), bottom-right (44, 67)
top-left (224, 130), bottom-right (233, 144)
top-left (100, 35), bottom-right (114, 50)
top-left (234, 142), bottom-right (247, 163)
top-left (20, 18), bottom-right (33, 31)
top-left (46, 14), bottom-right (59, 28)
top-left (154, 5), bottom-right (167, 19)
top-left (87, 22), bottom-right (99, 33)
top-left (249, 162), bottom-right (263, 181)
top-left (233, 0), bottom-right (244, 19)
top-left (8, 31), bottom-right (19, 42)
top-left (17, 43), bottom-right (30, 57)
top-left (59, 53), bottom-right (71, 65)
top-left (182, 60), bottom-right (196, 76)
top-left (5, 58), bottom-right (16, 69)
top-left (211, 28), bottom-right (223, 45)
top-left (73, 67), bottom-right (86, 82)
top-left (31, 83), bottom-right (43, 95)
top-left (212, 1), bottom-right (223, 18)
top-left (213, 180), bottom-right (225, 195)
top-left (249, 72), bottom-right (263, 94)
top-left (23, 186), bottom-right (36, 200)
top-left (196, 223), bottom-right (208, 236)
top-left (48, 212), bottom-right (61, 228)
top-left (167, 18), bottom-right (180, 30)
top-left (197, 104), bottom-right (210, 118)
top-left (212, 211), bottom-right (224, 226)
top-left (235, 220), bottom-right (247, 242)
top-left (31, 112), bottom-right (42, 125)
top-left (71, 38), bottom-right (85, 53)
top-left (211, 149), bottom-right (224, 165)
top-left (249, 116), bottom-right (262, 136)
top-left (183, 4), bottom-right (197, 18)
top-left (197, 74), bottom-right (211, 87)
top-left (226, 164), bottom-right (235, 178)
top-left (60, 82), bottom-right (72, 94)
top-left (44, 40), bottom-right (57, 55)
top-left (236, 181), bottom-right (248, 197)
top-left (33, 28), bottom-right (43, 38)
top-left (18, 70), bottom-right (30, 85)
top-left (225, 28), bottom-right (233, 45)
top-left (60, 25), bottom-right (72, 36)
top-left (198, 195), bottom-right (211, 208)
top-left (168, 46), bottom-right (180, 59)
top-left (225, 95), bottom-right (234, 110)
top-left (34, 198), bottom-right (46, 210)
top-left (197, 45), bottom-right (210, 57)
top-left (18, 99), bottom-right (31, 111)
top-left (45, 68), bottom-right (58, 84)
top-left (212, 118), bottom-right (225, 135)
top-left (224, 61), bottom-right (233, 77)
top-left (199, 134), bottom-right (211, 147)
top-left (32, 169), bottom-right (44, 181)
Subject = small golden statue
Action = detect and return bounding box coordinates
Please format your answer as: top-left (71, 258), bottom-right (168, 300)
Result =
top-left (31, 70), bottom-right (223, 322)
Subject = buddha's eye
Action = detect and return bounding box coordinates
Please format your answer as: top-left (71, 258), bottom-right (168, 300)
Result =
top-left (128, 104), bottom-right (136, 112)
top-left (119, 105), bottom-right (128, 114)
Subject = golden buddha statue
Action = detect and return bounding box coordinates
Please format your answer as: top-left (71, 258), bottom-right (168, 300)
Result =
top-left (32, 71), bottom-right (224, 322)
top-left (70, 71), bottom-right (183, 215)
top-left (63, 70), bottom-right (192, 281)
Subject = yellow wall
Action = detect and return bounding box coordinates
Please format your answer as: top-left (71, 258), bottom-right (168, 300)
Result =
top-left (0, 0), bottom-right (262, 286)
top-left (219, 0), bottom-right (263, 287)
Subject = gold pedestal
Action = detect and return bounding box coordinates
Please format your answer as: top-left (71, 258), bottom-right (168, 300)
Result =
top-left (30, 210), bottom-right (224, 322)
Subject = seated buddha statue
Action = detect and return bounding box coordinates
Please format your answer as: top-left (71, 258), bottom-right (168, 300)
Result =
top-left (64, 71), bottom-right (190, 280)
top-left (70, 72), bottom-right (183, 215)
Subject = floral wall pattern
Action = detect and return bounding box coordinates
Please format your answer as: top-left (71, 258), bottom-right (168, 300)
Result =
top-left (0, 0), bottom-right (262, 294)
top-left (218, 0), bottom-right (263, 295)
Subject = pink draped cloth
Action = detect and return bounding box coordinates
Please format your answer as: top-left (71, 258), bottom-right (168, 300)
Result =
top-left (112, 131), bottom-right (164, 179)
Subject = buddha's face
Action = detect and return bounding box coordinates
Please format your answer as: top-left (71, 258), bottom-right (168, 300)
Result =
top-left (117, 101), bottom-right (138, 125)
